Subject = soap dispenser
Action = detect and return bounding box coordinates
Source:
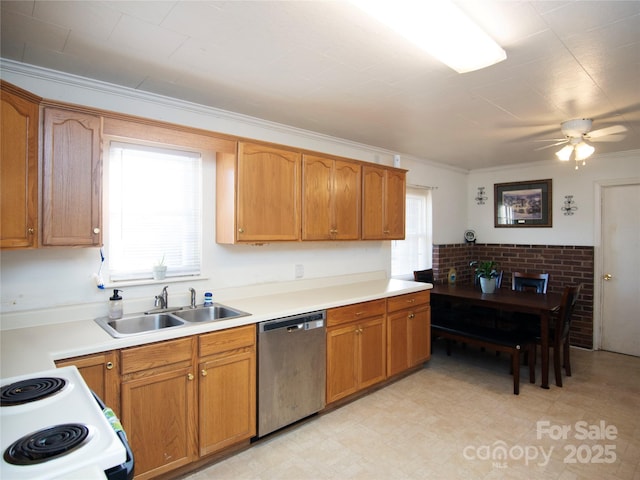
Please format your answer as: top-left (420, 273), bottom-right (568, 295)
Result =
top-left (109, 289), bottom-right (123, 320)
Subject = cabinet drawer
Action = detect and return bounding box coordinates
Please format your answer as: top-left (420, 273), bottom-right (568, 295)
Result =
top-left (327, 299), bottom-right (386, 327)
top-left (387, 290), bottom-right (430, 313)
top-left (121, 337), bottom-right (193, 375)
top-left (199, 324), bottom-right (255, 358)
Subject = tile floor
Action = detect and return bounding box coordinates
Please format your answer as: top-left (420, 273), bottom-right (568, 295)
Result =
top-left (181, 341), bottom-right (640, 480)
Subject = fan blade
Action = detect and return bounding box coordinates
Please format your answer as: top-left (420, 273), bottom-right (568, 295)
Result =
top-left (589, 134), bottom-right (626, 143)
top-left (588, 125), bottom-right (627, 138)
top-left (531, 138), bottom-right (567, 143)
top-left (534, 140), bottom-right (567, 151)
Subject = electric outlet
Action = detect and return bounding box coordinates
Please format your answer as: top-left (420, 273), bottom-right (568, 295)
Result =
top-left (295, 264), bottom-right (304, 279)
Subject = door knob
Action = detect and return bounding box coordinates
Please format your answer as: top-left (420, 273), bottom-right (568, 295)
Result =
top-left (603, 274), bottom-right (613, 281)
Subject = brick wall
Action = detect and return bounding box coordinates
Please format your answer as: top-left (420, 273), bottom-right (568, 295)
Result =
top-left (432, 243), bottom-right (594, 349)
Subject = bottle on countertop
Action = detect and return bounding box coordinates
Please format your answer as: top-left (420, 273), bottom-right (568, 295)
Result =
top-left (203, 292), bottom-right (213, 306)
top-left (448, 267), bottom-right (457, 285)
top-left (108, 289), bottom-right (123, 319)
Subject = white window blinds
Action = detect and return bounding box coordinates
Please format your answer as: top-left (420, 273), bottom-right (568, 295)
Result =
top-left (391, 187), bottom-right (432, 277)
top-left (108, 142), bottom-right (202, 281)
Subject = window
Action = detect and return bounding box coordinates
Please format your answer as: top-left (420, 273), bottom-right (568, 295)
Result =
top-left (107, 141), bottom-right (202, 281)
top-left (391, 187), bottom-right (432, 277)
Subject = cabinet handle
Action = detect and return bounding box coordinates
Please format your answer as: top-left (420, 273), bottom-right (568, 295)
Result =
top-left (383, 230), bottom-right (390, 234)
top-left (238, 228), bottom-right (245, 233)
top-left (355, 311), bottom-right (364, 316)
top-left (93, 227), bottom-right (100, 234)
top-left (201, 369), bottom-right (207, 377)
top-left (27, 228), bottom-right (35, 235)
top-left (187, 373), bottom-right (194, 381)
top-left (406, 298), bottom-right (416, 303)
top-left (408, 313), bottom-right (415, 319)
top-left (106, 362), bottom-right (114, 370)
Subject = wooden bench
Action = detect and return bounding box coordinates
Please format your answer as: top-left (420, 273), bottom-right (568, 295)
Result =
top-left (432, 321), bottom-right (536, 394)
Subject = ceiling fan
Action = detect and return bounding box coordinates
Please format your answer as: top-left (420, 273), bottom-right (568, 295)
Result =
top-left (535, 118), bottom-right (627, 169)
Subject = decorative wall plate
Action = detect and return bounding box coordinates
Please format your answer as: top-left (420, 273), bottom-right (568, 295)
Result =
top-left (464, 229), bottom-right (476, 243)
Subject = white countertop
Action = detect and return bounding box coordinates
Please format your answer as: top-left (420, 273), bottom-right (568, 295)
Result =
top-left (1, 274), bottom-right (430, 378)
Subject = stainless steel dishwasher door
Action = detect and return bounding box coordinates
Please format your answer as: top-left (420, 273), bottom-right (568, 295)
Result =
top-left (257, 311), bottom-right (326, 437)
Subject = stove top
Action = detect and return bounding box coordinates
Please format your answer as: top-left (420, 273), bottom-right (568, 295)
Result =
top-left (1, 366), bottom-right (126, 480)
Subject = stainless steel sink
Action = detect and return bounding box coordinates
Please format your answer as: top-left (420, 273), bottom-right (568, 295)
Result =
top-left (173, 303), bottom-right (250, 323)
top-left (95, 313), bottom-right (186, 338)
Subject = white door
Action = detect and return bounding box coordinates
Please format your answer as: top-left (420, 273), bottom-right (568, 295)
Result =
top-left (601, 183), bottom-right (640, 356)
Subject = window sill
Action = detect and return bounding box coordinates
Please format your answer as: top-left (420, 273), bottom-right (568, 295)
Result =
top-left (105, 275), bottom-right (209, 288)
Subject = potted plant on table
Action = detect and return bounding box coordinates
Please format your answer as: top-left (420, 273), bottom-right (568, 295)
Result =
top-left (475, 261), bottom-right (499, 294)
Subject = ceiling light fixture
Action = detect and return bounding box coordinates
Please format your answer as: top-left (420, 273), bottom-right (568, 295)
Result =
top-left (351, 0), bottom-right (507, 73)
top-left (555, 138), bottom-right (595, 169)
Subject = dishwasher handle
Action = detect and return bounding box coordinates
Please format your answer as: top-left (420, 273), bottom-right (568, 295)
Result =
top-left (259, 310), bottom-right (326, 333)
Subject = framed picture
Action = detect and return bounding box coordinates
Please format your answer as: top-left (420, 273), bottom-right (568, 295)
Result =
top-left (494, 179), bottom-right (552, 227)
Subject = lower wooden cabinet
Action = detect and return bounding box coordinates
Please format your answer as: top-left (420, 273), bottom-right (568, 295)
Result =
top-left (120, 337), bottom-right (197, 480)
top-left (198, 325), bottom-right (256, 456)
top-left (387, 291), bottom-right (431, 377)
top-left (326, 299), bottom-right (386, 404)
top-left (55, 350), bottom-right (120, 416)
top-left (58, 325), bottom-right (257, 479)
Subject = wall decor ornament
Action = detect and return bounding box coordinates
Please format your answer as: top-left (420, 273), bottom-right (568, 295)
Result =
top-left (561, 195), bottom-right (578, 215)
top-left (475, 186), bottom-right (488, 205)
top-left (494, 179), bottom-right (552, 227)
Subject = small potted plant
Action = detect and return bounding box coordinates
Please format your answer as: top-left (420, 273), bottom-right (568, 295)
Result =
top-left (152, 255), bottom-right (167, 280)
top-left (475, 260), bottom-right (498, 293)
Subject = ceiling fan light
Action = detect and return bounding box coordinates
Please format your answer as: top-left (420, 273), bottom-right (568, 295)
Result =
top-left (574, 141), bottom-right (595, 161)
top-left (556, 145), bottom-right (574, 161)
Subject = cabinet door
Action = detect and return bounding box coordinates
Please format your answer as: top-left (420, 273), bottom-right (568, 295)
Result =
top-left (387, 310), bottom-right (410, 377)
top-left (358, 315), bottom-right (386, 389)
top-left (237, 142), bottom-right (300, 242)
top-left (302, 155), bottom-right (333, 240)
top-left (199, 349), bottom-right (256, 456)
top-left (121, 366), bottom-right (197, 479)
top-left (42, 107), bottom-right (102, 246)
top-left (362, 166), bottom-right (385, 240)
top-left (362, 165), bottom-right (405, 240)
top-left (0, 84), bottom-right (39, 249)
top-left (409, 305), bottom-right (431, 367)
top-left (326, 323), bottom-right (359, 403)
top-left (385, 169), bottom-right (406, 239)
top-left (55, 351), bottom-right (120, 417)
top-left (333, 159), bottom-right (361, 240)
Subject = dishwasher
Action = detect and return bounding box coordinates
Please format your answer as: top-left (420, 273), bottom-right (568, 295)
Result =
top-left (257, 310), bottom-right (326, 437)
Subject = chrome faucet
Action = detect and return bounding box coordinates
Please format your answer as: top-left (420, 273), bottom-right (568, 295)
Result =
top-left (154, 286), bottom-right (168, 309)
top-left (189, 288), bottom-right (197, 309)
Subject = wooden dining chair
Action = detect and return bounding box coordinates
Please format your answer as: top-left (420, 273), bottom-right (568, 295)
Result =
top-left (512, 272), bottom-right (549, 293)
top-left (529, 284), bottom-right (583, 387)
top-left (413, 269), bottom-right (434, 283)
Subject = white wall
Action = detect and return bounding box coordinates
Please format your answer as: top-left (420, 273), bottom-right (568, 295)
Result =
top-left (467, 152), bottom-right (640, 245)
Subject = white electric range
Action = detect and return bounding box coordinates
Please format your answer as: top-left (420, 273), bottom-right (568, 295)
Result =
top-left (1, 366), bottom-right (133, 480)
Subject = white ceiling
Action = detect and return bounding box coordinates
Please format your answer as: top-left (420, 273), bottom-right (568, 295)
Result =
top-left (2, 0), bottom-right (639, 170)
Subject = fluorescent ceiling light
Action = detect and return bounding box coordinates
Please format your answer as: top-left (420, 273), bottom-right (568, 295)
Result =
top-left (351, 0), bottom-right (507, 73)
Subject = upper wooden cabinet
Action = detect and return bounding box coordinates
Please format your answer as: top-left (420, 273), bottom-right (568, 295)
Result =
top-left (217, 141), bottom-right (301, 243)
top-left (362, 165), bottom-right (406, 240)
top-left (42, 107), bottom-right (102, 246)
top-left (302, 155), bottom-right (361, 241)
top-left (0, 82), bottom-right (40, 249)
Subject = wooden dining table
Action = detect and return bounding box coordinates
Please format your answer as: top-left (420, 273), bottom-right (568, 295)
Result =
top-left (430, 284), bottom-right (564, 389)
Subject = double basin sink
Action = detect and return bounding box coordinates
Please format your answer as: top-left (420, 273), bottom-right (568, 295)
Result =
top-left (95, 303), bottom-right (251, 338)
